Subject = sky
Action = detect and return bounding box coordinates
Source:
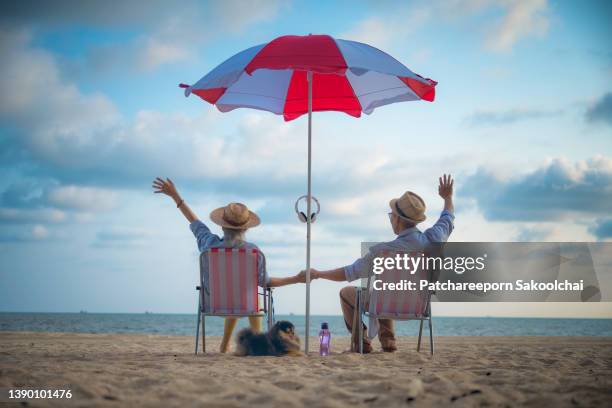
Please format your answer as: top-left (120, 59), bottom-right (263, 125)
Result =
top-left (0, 0), bottom-right (611, 317)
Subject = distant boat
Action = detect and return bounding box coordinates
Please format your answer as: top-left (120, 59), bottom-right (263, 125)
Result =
top-left (144, 311), bottom-right (153, 315)
top-left (79, 310), bottom-right (88, 314)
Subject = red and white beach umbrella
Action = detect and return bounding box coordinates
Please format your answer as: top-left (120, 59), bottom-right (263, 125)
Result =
top-left (180, 34), bottom-right (437, 353)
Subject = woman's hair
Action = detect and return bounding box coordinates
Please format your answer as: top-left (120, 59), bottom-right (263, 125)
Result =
top-left (222, 227), bottom-right (246, 246)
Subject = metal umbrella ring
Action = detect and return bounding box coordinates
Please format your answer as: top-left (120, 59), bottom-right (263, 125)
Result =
top-left (295, 195), bottom-right (320, 223)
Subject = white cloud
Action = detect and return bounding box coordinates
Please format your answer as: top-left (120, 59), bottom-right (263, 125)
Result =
top-left (0, 29), bottom-right (121, 167)
top-left (462, 156), bottom-right (612, 222)
top-left (211, 0), bottom-right (286, 33)
top-left (2, 1), bottom-right (286, 71)
top-left (92, 227), bottom-right (151, 249)
top-left (340, 6), bottom-right (430, 49)
top-left (46, 185), bottom-right (119, 212)
top-left (485, 0), bottom-right (549, 52)
top-left (340, 0), bottom-right (550, 53)
top-left (0, 208), bottom-right (67, 224)
top-left (94, 0), bottom-right (285, 71)
top-left (31, 224), bottom-right (49, 239)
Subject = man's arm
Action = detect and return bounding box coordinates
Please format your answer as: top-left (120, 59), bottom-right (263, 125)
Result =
top-left (439, 174), bottom-right (454, 213)
top-left (423, 174), bottom-right (455, 243)
top-left (152, 177), bottom-right (199, 223)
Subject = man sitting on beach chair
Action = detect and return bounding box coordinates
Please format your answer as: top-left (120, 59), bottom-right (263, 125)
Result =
top-left (153, 177), bottom-right (303, 353)
top-left (300, 175), bottom-right (455, 353)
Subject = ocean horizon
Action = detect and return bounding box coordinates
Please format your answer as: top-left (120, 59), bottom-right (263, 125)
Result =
top-left (1, 312), bottom-right (611, 337)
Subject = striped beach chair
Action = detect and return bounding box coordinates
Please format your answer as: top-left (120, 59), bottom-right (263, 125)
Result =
top-left (195, 247), bottom-right (274, 354)
top-left (354, 250), bottom-right (435, 355)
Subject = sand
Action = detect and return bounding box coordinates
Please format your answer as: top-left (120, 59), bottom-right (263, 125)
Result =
top-left (0, 332), bottom-right (611, 407)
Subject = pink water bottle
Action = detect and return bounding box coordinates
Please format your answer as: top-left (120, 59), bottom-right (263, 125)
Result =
top-left (319, 322), bottom-right (331, 356)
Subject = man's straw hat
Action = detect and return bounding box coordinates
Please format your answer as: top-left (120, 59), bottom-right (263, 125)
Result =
top-left (210, 202), bottom-right (260, 230)
top-left (389, 191), bottom-right (427, 223)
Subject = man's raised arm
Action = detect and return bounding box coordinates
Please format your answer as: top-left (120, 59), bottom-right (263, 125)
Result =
top-left (423, 174), bottom-right (455, 243)
top-left (439, 173), bottom-right (454, 213)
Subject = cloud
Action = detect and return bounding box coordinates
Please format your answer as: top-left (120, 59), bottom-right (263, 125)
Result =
top-left (0, 1), bottom-right (286, 71)
top-left (0, 0), bottom-right (285, 32)
top-left (590, 219), bottom-right (612, 240)
top-left (340, 5), bottom-right (430, 49)
top-left (92, 227), bottom-right (151, 249)
top-left (0, 224), bottom-right (50, 242)
top-left (0, 29), bottom-right (121, 167)
top-left (341, 0), bottom-right (549, 53)
top-left (462, 156), bottom-right (612, 221)
top-left (211, 0), bottom-right (287, 33)
top-left (466, 108), bottom-right (562, 126)
top-left (0, 208), bottom-right (67, 224)
top-left (0, 176), bottom-right (117, 228)
top-left (585, 92), bottom-right (612, 126)
top-left (31, 224), bottom-right (49, 239)
top-left (515, 225), bottom-right (553, 241)
top-left (485, 0), bottom-right (549, 52)
top-left (0, 1), bottom-right (172, 26)
top-left (46, 185), bottom-right (119, 212)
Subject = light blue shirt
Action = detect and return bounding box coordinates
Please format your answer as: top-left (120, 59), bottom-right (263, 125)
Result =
top-left (344, 210), bottom-right (455, 281)
top-left (190, 220), bottom-right (269, 286)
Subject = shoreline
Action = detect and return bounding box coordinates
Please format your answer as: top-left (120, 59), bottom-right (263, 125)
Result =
top-left (1, 332), bottom-right (611, 407)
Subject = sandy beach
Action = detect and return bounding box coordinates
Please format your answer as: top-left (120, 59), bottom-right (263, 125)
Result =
top-left (1, 333), bottom-right (611, 407)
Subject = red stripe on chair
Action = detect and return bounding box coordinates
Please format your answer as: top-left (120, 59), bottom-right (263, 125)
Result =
top-left (283, 70), bottom-right (362, 121)
top-left (192, 87), bottom-right (227, 104)
top-left (225, 249), bottom-right (235, 312)
top-left (244, 34), bottom-right (348, 75)
top-left (415, 295), bottom-right (423, 317)
top-left (250, 251), bottom-right (259, 312)
top-left (210, 250), bottom-right (221, 312)
top-left (238, 249), bottom-right (248, 311)
top-left (398, 76), bottom-right (437, 102)
top-left (387, 268), bottom-right (398, 314)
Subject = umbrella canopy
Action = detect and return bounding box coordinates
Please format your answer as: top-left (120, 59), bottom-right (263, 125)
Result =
top-left (180, 34), bottom-right (436, 121)
top-left (180, 34), bottom-right (436, 354)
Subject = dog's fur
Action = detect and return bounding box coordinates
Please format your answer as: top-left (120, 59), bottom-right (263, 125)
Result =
top-left (235, 321), bottom-right (303, 357)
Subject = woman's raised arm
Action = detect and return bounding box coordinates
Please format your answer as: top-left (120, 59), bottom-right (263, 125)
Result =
top-left (152, 177), bottom-right (199, 223)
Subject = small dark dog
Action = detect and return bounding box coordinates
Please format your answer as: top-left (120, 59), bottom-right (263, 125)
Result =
top-left (235, 321), bottom-right (303, 357)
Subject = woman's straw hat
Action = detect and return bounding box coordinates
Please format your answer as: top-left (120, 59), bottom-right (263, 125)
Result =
top-left (389, 191), bottom-right (427, 223)
top-left (210, 202), bottom-right (261, 230)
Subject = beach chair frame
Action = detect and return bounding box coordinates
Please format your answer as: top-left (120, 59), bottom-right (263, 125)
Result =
top-left (353, 251), bottom-right (435, 355)
top-left (194, 248), bottom-right (274, 354)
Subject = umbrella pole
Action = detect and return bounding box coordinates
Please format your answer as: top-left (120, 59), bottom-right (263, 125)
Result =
top-left (305, 70), bottom-right (313, 354)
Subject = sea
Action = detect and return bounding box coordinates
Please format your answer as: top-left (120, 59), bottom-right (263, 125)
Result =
top-left (1, 313), bottom-right (611, 337)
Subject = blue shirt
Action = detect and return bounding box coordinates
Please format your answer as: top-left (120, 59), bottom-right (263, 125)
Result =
top-left (190, 220), bottom-right (269, 286)
top-left (344, 210), bottom-right (455, 281)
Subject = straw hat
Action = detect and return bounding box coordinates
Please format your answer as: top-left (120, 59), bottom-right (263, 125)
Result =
top-left (389, 191), bottom-right (427, 223)
top-left (210, 202), bottom-right (261, 230)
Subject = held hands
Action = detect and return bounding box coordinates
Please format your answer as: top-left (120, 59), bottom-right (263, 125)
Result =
top-left (152, 177), bottom-right (180, 200)
top-left (297, 268), bottom-right (319, 283)
top-left (438, 174), bottom-right (454, 200)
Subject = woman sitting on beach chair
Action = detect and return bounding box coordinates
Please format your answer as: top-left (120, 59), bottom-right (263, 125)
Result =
top-left (153, 177), bottom-right (302, 353)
